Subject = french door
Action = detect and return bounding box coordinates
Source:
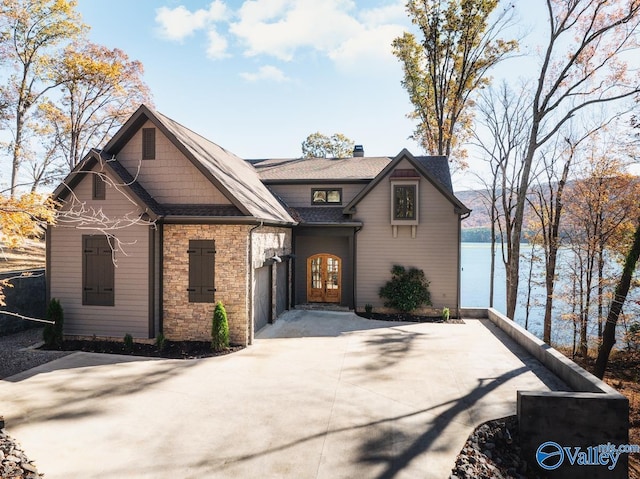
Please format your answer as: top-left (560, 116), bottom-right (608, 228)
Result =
top-left (307, 254), bottom-right (341, 303)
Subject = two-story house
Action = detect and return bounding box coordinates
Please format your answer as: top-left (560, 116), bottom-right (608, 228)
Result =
top-left (48, 105), bottom-right (470, 346)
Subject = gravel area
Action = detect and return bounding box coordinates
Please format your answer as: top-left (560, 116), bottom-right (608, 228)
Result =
top-left (450, 416), bottom-right (547, 479)
top-left (0, 327), bottom-right (72, 380)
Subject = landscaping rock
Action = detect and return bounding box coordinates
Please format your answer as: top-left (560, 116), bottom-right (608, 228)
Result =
top-left (0, 428), bottom-right (43, 478)
top-left (451, 416), bottom-right (548, 479)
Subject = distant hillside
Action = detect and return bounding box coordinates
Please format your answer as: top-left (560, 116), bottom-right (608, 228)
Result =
top-left (456, 189), bottom-right (492, 229)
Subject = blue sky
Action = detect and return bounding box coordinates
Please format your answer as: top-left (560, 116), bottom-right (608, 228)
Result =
top-left (76, 0), bottom-right (420, 160)
top-left (73, 1), bottom-right (590, 191)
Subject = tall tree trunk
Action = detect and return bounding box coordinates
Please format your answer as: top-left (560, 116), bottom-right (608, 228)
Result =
top-left (594, 219), bottom-right (640, 379)
top-left (597, 242), bottom-right (605, 340)
top-left (506, 123), bottom-right (540, 319)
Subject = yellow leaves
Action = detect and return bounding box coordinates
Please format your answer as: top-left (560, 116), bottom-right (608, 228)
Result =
top-left (0, 193), bottom-right (56, 248)
top-left (393, 0), bottom-right (518, 161)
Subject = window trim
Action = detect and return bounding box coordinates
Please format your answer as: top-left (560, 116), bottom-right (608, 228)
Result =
top-left (390, 180), bottom-right (419, 226)
top-left (92, 173), bottom-right (106, 200)
top-left (311, 188), bottom-right (343, 205)
top-left (142, 128), bottom-right (156, 160)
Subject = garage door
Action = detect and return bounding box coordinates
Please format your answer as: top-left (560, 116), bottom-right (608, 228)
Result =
top-left (253, 266), bottom-right (271, 333)
top-left (276, 262), bottom-right (287, 317)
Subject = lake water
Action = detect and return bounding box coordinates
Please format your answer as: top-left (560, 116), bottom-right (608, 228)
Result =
top-left (461, 242), bottom-right (585, 345)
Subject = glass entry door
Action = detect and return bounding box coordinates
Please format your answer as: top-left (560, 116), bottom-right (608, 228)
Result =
top-left (307, 254), bottom-right (341, 303)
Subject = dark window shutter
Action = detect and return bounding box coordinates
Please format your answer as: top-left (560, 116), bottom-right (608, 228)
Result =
top-left (83, 236), bottom-right (115, 306)
top-left (188, 240), bottom-right (215, 303)
top-left (142, 128), bottom-right (156, 160)
top-left (93, 174), bottom-right (106, 200)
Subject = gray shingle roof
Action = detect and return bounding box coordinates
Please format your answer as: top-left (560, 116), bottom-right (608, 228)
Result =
top-left (414, 156), bottom-right (453, 192)
top-left (253, 156), bottom-right (392, 181)
top-left (162, 204), bottom-right (243, 217)
top-left (291, 207), bottom-right (361, 225)
top-left (105, 105), bottom-right (295, 225)
top-left (103, 153), bottom-right (163, 216)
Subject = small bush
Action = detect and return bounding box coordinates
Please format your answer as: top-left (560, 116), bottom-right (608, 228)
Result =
top-left (43, 298), bottom-right (64, 348)
top-left (124, 333), bottom-right (134, 353)
top-left (212, 300), bottom-right (229, 352)
top-left (364, 304), bottom-right (373, 317)
top-left (379, 265), bottom-right (431, 313)
top-left (155, 333), bottom-right (166, 351)
top-left (442, 307), bottom-right (450, 321)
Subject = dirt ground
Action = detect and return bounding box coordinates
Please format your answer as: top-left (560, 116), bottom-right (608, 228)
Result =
top-left (0, 239), bottom-right (45, 273)
top-left (565, 348), bottom-right (640, 479)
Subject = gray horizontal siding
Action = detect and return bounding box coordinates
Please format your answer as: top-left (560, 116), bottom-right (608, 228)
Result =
top-left (355, 159), bottom-right (459, 310)
top-left (50, 167), bottom-right (150, 338)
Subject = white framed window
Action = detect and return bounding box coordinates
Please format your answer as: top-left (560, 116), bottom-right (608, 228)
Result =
top-left (390, 180), bottom-right (419, 226)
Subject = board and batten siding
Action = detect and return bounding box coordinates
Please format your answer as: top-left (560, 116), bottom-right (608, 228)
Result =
top-left (50, 166), bottom-right (151, 338)
top-left (267, 183), bottom-right (365, 207)
top-left (354, 158), bottom-right (460, 310)
top-left (117, 120), bottom-right (231, 205)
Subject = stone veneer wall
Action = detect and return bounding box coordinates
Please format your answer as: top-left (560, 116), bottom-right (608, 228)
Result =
top-left (163, 224), bottom-right (251, 345)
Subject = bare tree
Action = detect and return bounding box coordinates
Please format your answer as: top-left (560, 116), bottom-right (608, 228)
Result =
top-left (505, 0), bottom-right (640, 320)
top-left (472, 81), bottom-right (531, 310)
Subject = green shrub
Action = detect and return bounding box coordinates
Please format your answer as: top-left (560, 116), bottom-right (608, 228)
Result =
top-left (442, 307), bottom-right (450, 321)
top-left (42, 298), bottom-right (64, 348)
top-left (379, 265), bottom-right (431, 313)
top-left (364, 303), bottom-right (373, 317)
top-left (155, 333), bottom-right (166, 352)
top-left (124, 333), bottom-right (134, 353)
top-left (212, 300), bottom-right (229, 352)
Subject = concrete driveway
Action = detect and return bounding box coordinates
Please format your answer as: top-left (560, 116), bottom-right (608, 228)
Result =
top-left (0, 311), bottom-right (566, 479)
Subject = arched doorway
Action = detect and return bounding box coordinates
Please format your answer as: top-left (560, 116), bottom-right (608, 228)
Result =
top-left (307, 254), bottom-right (341, 303)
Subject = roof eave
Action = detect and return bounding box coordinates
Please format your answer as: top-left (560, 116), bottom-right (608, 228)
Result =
top-left (296, 221), bottom-right (363, 228)
top-left (161, 215), bottom-right (297, 227)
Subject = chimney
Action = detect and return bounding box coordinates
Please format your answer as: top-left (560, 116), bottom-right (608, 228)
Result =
top-left (353, 145), bottom-right (364, 157)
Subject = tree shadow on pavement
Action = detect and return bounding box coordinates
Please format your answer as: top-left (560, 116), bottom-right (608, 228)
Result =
top-left (358, 366), bottom-right (530, 479)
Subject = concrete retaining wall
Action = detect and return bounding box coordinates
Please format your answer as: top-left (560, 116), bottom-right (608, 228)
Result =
top-left (0, 269), bottom-right (47, 336)
top-left (461, 307), bottom-right (630, 479)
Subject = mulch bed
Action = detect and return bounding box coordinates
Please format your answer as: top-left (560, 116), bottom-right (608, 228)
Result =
top-left (356, 312), bottom-right (465, 323)
top-left (41, 339), bottom-right (243, 359)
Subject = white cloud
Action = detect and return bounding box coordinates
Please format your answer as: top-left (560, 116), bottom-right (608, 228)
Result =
top-left (358, 2), bottom-right (406, 26)
top-left (154, 0), bottom-right (410, 70)
top-left (206, 30), bottom-right (229, 59)
top-left (329, 23), bottom-right (406, 71)
top-left (240, 65), bottom-right (290, 82)
top-left (155, 1), bottom-right (229, 41)
top-left (230, 0), bottom-right (360, 61)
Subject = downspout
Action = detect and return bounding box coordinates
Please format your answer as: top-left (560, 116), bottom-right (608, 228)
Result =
top-left (158, 220), bottom-right (164, 336)
top-left (247, 221), bottom-right (263, 345)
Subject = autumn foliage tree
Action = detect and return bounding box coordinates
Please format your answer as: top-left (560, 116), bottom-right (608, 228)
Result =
top-left (0, 0), bottom-right (153, 193)
top-left (504, 0), bottom-right (640, 322)
top-left (40, 42), bottom-right (153, 173)
top-left (0, 0), bottom-right (85, 196)
top-left (301, 132), bottom-right (355, 158)
top-left (392, 0), bottom-right (518, 166)
top-left (0, 192), bottom-right (56, 306)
